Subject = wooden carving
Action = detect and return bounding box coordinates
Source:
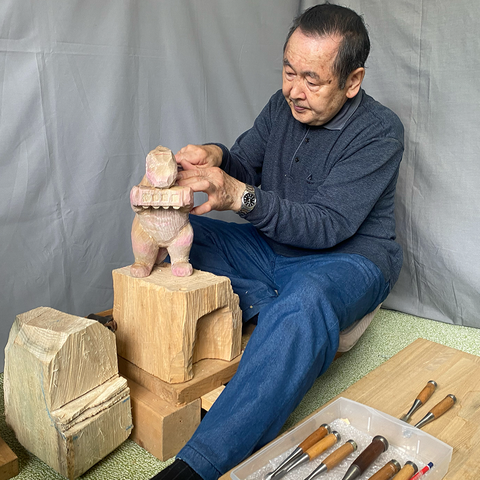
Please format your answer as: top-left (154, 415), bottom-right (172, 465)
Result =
top-left (131, 145), bottom-right (194, 278)
top-left (4, 307), bottom-right (132, 480)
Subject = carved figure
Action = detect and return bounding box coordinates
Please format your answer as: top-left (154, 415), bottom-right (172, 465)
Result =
top-left (130, 145), bottom-right (194, 277)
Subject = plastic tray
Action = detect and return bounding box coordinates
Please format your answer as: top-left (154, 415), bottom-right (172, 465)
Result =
top-left (231, 397), bottom-right (452, 480)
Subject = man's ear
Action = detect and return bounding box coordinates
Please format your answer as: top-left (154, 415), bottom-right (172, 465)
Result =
top-left (345, 67), bottom-right (365, 98)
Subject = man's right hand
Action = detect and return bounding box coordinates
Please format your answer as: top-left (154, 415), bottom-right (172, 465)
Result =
top-left (175, 144), bottom-right (223, 169)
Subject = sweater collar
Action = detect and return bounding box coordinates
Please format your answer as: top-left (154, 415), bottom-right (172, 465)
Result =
top-left (322, 89), bottom-right (363, 131)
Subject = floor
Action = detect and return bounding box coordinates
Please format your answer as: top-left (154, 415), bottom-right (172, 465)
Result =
top-left (2, 308), bottom-right (479, 479)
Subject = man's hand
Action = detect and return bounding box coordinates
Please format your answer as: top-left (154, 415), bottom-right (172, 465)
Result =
top-left (175, 144), bottom-right (223, 169)
top-left (176, 162), bottom-right (245, 215)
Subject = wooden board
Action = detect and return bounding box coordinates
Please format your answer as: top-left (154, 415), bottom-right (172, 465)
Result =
top-left (222, 339), bottom-right (480, 480)
top-left (0, 437), bottom-right (18, 480)
top-left (126, 377), bottom-right (201, 461)
top-left (118, 323), bottom-right (254, 406)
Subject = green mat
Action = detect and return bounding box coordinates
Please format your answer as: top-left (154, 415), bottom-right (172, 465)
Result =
top-left (2, 308), bottom-right (480, 479)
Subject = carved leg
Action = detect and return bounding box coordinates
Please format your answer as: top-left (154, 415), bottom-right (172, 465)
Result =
top-left (168, 222), bottom-right (194, 277)
top-left (131, 215), bottom-right (159, 278)
top-left (155, 247), bottom-right (168, 265)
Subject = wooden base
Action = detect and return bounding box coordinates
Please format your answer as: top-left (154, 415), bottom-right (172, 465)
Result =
top-left (126, 378), bottom-right (201, 461)
top-left (113, 264), bottom-right (242, 383)
top-left (0, 437), bottom-right (18, 480)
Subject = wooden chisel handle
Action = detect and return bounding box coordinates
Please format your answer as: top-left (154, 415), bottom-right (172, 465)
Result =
top-left (306, 432), bottom-right (339, 460)
top-left (393, 462), bottom-right (418, 480)
top-left (416, 380), bottom-right (437, 404)
top-left (322, 440), bottom-right (356, 470)
top-left (429, 394), bottom-right (456, 418)
top-left (299, 424), bottom-right (330, 452)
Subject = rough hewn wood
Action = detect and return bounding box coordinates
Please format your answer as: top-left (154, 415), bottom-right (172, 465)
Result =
top-left (118, 323), bottom-right (255, 406)
top-left (113, 264), bottom-right (242, 383)
top-left (4, 307), bottom-right (132, 480)
top-left (0, 437), bottom-right (18, 480)
top-left (126, 377), bottom-right (201, 460)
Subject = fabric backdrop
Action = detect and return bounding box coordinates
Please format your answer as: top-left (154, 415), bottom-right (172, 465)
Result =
top-left (1, 0), bottom-right (479, 367)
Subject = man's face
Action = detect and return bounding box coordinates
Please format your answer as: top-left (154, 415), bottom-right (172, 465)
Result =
top-left (282, 29), bottom-right (350, 126)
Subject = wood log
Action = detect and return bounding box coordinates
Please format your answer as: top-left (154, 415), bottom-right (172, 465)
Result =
top-left (4, 307), bottom-right (132, 480)
top-left (113, 264), bottom-right (242, 383)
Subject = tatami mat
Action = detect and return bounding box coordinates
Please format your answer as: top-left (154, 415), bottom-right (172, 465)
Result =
top-left (2, 308), bottom-right (479, 479)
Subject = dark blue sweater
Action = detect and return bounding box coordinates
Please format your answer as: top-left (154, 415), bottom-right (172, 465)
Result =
top-left (216, 89), bottom-right (404, 286)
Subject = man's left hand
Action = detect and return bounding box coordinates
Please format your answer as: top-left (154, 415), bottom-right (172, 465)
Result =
top-left (176, 160), bottom-right (245, 215)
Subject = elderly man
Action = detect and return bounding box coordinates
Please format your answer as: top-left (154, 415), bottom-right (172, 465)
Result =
top-left (153, 3), bottom-right (404, 480)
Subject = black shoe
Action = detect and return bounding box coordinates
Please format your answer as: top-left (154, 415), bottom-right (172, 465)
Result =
top-left (151, 459), bottom-right (203, 480)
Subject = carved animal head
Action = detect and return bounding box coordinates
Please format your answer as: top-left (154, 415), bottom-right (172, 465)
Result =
top-left (145, 145), bottom-right (177, 188)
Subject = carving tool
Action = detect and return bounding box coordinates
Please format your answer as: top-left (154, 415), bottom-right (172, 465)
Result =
top-left (303, 440), bottom-right (357, 480)
top-left (276, 432), bottom-right (340, 478)
top-left (414, 394), bottom-right (456, 429)
top-left (367, 459), bottom-right (400, 480)
top-left (341, 435), bottom-right (389, 480)
top-left (400, 380), bottom-right (437, 422)
top-left (393, 461), bottom-right (418, 480)
top-left (410, 462), bottom-right (433, 480)
top-left (264, 424), bottom-right (331, 480)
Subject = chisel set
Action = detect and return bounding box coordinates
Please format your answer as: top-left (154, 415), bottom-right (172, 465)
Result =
top-left (260, 381), bottom-right (455, 480)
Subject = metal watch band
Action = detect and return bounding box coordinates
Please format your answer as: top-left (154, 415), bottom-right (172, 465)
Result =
top-left (238, 184), bottom-right (256, 216)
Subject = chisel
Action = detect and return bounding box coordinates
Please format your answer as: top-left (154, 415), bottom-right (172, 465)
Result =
top-left (303, 440), bottom-right (357, 480)
top-left (366, 459), bottom-right (400, 480)
top-left (399, 380), bottom-right (437, 422)
top-left (393, 461), bottom-right (418, 480)
top-left (341, 435), bottom-right (389, 480)
top-left (275, 432), bottom-right (340, 478)
top-left (414, 394), bottom-right (456, 429)
top-left (264, 424), bottom-right (331, 480)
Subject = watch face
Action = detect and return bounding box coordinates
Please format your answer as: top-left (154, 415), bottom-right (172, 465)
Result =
top-left (243, 192), bottom-right (256, 208)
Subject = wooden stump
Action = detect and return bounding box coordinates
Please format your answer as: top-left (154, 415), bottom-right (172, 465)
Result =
top-left (4, 307), bottom-right (132, 480)
top-left (113, 264), bottom-right (242, 383)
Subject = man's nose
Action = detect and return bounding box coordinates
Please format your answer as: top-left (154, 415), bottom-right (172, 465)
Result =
top-left (290, 78), bottom-right (306, 99)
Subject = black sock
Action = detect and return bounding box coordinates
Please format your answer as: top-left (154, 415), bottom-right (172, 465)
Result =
top-left (151, 459), bottom-right (203, 480)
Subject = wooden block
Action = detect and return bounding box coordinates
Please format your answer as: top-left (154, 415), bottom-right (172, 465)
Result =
top-left (4, 307), bottom-right (133, 480)
top-left (118, 322), bottom-right (255, 406)
top-left (113, 264), bottom-right (242, 383)
top-left (126, 377), bottom-right (201, 461)
top-left (0, 437), bottom-right (18, 480)
top-left (201, 385), bottom-right (226, 411)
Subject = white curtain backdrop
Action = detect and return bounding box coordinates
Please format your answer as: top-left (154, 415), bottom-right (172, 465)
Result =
top-left (1, 0), bottom-right (479, 367)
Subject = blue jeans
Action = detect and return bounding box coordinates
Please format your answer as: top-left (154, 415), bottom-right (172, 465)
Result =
top-left (178, 216), bottom-right (389, 480)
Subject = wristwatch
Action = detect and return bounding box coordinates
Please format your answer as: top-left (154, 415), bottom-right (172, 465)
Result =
top-left (238, 184), bottom-right (257, 216)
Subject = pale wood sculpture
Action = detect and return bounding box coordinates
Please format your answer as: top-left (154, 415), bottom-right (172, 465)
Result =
top-left (4, 307), bottom-right (132, 480)
top-left (113, 263), bottom-right (242, 383)
top-left (131, 145), bottom-right (194, 278)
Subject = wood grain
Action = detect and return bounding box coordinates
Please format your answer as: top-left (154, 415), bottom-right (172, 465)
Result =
top-left (4, 307), bottom-right (132, 480)
top-left (113, 264), bottom-right (242, 383)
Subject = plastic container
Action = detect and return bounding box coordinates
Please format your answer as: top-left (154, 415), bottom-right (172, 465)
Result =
top-left (231, 398), bottom-right (452, 480)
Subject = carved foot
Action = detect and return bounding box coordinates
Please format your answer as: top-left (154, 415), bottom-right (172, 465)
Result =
top-left (130, 262), bottom-right (153, 278)
top-left (171, 262), bottom-right (193, 277)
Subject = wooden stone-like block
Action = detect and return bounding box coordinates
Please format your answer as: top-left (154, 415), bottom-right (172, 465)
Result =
top-left (113, 264), bottom-right (242, 383)
top-left (0, 437), bottom-right (18, 480)
top-left (126, 377), bottom-right (201, 461)
top-left (4, 307), bottom-right (133, 480)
